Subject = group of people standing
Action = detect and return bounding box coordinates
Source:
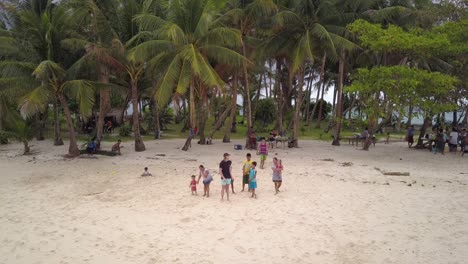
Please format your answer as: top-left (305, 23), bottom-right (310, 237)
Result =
top-left (407, 125), bottom-right (468, 156)
top-left (190, 152), bottom-right (284, 201)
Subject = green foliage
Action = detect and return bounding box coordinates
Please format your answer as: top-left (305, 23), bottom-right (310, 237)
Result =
top-left (254, 98), bottom-right (276, 126)
top-left (347, 66), bottom-right (459, 117)
top-left (119, 123), bottom-right (132, 137)
top-left (348, 19), bottom-right (450, 57)
top-left (0, 131), bottom-right (9, 144)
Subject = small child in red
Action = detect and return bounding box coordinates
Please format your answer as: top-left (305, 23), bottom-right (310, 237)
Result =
top-left (189, 175), bottom-right (197, 195)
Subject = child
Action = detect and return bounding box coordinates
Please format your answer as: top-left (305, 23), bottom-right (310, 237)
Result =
top-left (257, 138), bottom-right (268, 169)
top-left (385, 133), bottom-right (390, 144)
top-left (189, 175), bottom-right (197, 195)
top-left (242, 153), bottom-right (253, 192)
top-left (249, 162), bottom-right (257, 198)
top-left (141, 167), bottom-right (152, 176)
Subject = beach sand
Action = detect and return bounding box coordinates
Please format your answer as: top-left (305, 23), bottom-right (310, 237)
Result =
top-left (0, 139), bottom-right (467, 264)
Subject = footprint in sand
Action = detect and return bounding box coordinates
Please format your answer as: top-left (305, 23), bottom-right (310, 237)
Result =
top-left (235, 246), bottom-right (246, 254)
top-left (180, 217), bottom-right (191, 223)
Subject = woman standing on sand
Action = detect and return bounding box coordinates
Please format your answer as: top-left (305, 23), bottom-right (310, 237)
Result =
top-left (272, 157), bottom-right (283, 194)
top-left (197, 165), bottom-right (213, 197)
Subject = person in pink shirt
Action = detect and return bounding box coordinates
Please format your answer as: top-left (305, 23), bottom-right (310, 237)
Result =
top-left (189, 175), bottom-right (197, 195)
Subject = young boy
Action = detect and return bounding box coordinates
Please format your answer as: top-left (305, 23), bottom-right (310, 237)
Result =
top-left (242, 153), bottom-right (253, 192)
top-left (189, 175), bottom-right (197, 195)
top-left (141, 167), bottom-right (152, 176)
top-left (249, 162), bottom-right (257, 198)
top-left (111, 139), bottom-right (123, 155)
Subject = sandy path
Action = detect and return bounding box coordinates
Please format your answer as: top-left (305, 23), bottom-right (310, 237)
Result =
top-left (0, 139), bottom-right (467, 264)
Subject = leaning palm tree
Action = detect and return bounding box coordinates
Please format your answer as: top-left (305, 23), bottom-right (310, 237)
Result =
top-left (131, 0), bottom-right (246, 151)
top-left (20, 60), bottom-right (97, 157)
top-left (3, 111), bottom-right (34, 155)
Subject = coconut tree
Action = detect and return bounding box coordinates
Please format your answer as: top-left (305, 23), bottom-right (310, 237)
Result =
top-left (131, 0), bottom-right (246, 151)
top-left (266, 0), bottom-right (355, 147)
top-left (3, 111), bottom-right (34, 155)
top-left (20, 60), bottom-right (98, 157)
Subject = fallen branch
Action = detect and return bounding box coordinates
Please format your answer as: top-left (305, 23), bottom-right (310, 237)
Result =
top-left (382, 172), bottom-right (410, 176)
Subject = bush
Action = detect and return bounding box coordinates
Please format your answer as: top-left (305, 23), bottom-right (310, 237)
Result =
top-left (0, 131), bottom-right (8, 144)
top-left (119, 124), bottom-right (132, 137)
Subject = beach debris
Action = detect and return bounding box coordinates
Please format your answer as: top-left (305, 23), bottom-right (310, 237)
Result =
top-left (383, 172), bottom-right (410, 176)
top-left (375, 167), bottom-right (410, 176)
top-left (156, 154), bottom-right (166, 157)
top-left (383, 182), bottom-right (390, 185)
top-left (340, 162), bottom-right (353, 167)
top-left (84, 192), bottom-right (103, 196)
top-left (185, 159), bottom-right (197, 162)
top-left (407, 183), bottom-right (412, 187)
top-left (321, 158), bottom-right (334, 162)
top-left (146, 157), bottom-right (159, 160)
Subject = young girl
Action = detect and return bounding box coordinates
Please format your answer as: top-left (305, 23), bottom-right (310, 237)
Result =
top-left (197, 165), bottom-right (212, 197)
top-left (141, 167), bottom-right (152, 176)
top-left (258, 138), bottom-right (268, 169)
top-left (272, 158), bottom-right (283, 194)
top-left (249, 162), bottom-right (258, 198)
top-left (189, 175), bottom-right (197, 195)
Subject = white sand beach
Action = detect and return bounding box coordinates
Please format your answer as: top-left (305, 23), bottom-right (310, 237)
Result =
top-left (0, 139), bottom-right (467, 264)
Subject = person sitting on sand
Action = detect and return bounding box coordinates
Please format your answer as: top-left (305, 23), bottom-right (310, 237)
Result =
top-left (86, 140), bottom-right (97, 154)
top-left (141, 167), bottom-right (152, 176)
top-left (197, 165), bottom-right (213, 197)
top-left (111, 139), bottom-right (123, 155)
top-left (190, 175), bottom-right (197, 195)
top-left (249, 161), bottom-right (258, 199)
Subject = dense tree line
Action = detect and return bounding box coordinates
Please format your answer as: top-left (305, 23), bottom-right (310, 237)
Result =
top-left (0, 0), bottom-right (466, 155)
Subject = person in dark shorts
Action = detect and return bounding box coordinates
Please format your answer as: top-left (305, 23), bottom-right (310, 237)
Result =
top-left (219, 153), bottom-right (233, 201)
top-left (242, 153), bottom-right (253, 192)
top-left (271, 157), bottom-right (283, 194)
top-left (407, 125), bottom-right (415, 148)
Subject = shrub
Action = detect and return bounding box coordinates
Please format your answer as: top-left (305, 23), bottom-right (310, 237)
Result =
top-left (0, 131), bottom-right (8, 144)
top-left (119, 124), bottom-right (132, 137)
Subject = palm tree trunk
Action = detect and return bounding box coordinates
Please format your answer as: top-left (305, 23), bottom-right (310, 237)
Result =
top-left (292, 69), bottom-right (305, 147)
top-left (315, 83), bottom-right (326, 129)
top-left (131, 79), bottom-right (146, 151)
top-left (242, 38), bottom-right (252, 147)
top-left (416, 114), bottom-right (432, 147)
top-left (223, 73), bottom-right (238, 142)
top-left (275, 59), bottom-right (284, 132)
top-left (332, 50), bottom-right (345, 146)
top-left (182, 81), bottom-right (196, 151)
top-left (406, 103), bottom-right (413, 126)
top-left (23, 140), bottom-right (30, 155)
top-left (53, 97), bottom-right (64, 146)
top-left (57, 93), bottom-right (80, 157)
top-left (151, 98), bottom-right (161, 139)
top-left (304, 74), bottom-right (313, 123)
top-left (198, 91), bottom-right (208, 145)
top-left (307, 82), bottom-right (321, 126)
top-left (96, 66), bottom-right (110, 141)
top-left (363, 93), bottom-right (380, 151)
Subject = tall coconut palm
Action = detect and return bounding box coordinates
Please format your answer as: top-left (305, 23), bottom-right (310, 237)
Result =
top-left (131, 0), bottom-right (246, 151)
top-left (266, 0), bottom-right (355, 147)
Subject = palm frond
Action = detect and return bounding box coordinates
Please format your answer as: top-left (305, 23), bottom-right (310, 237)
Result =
top-left (62, 80), bottom-right (95, 118)
top-left (19, 85), bottom-right (51, 118)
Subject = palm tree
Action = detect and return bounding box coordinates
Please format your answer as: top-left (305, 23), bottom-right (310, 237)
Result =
top-left (3, 111), bottom-right (34, 155)
top-left (266, 0), bottom-right (355, 147)
top-left (20, 60), bottom-right (97, 157)
top-left (131, 0), bottom-right (246, 151)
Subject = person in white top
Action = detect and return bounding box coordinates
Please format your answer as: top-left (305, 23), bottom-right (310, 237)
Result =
top-left (449, 128), bottom-right (459, 152)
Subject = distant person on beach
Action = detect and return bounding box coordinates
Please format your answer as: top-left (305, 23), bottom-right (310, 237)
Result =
top-left (272, 157), bottom-right (283, 194)
top-left (189, 175), bottom-right (197, 195)
top-left (461, 129), bottom-right (467, 157)
top-left (197, 165), bottom-right (213, 197)
top-left (248, 127), bottom-right (256, 150)
top-left (435, 129), bottom-right (446, 155)
top-left (385, 132), bottom-right (390, 144)
top-left (219, 153), bottom-right (233, 201)
top-left (242, 153), bottom-right (253, 192)
top-left (407, 125), bottom-right (415, 148)
top-left (449, 128), bottom-right (459, 152)
top-left (141, 167), bottom-right (152, 176)
top-left (258, 138), bottom-right (268, 169)
top-left (249, 161), bottom-right (258, 198)
top-left (361, 127), bottom-right (369, 145)
top-left (111, 139), bottom-right (123, 155)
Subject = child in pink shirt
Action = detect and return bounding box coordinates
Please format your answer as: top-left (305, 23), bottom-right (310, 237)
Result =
top-left (189, 175), bottom-right (197, 195)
